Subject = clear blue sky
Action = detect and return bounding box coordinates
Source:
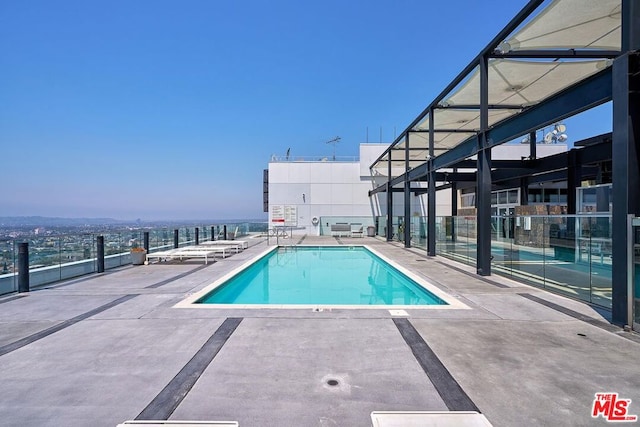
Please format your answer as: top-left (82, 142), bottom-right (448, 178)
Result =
top-left (0, 0), bottom-right (612, 221)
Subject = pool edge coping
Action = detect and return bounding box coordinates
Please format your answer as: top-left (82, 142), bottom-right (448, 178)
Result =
top-left (173, 245), bottom-right (470, 310)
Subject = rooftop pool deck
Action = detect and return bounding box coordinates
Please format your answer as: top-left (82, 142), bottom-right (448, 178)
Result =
top-left (0, 235), bottom-right (638, 427)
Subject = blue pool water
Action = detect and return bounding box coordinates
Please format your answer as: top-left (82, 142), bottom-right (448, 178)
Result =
top-left (197, 246), bottom-right (446, 306)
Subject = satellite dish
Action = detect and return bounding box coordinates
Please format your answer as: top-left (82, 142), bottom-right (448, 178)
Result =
top-left (544, 133), bottom-right (554, 144)
top-left (557, 134), bottom-right (568, 142)
top-left (555, 123), bottom-right (566, 133)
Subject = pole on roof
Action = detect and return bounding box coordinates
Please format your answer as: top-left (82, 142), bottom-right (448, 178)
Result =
top-left (428, 108), bottom-right (436, 256)
top-left (387, 156), bottom-right (393, 242)
top-left (404, 134), bottom-right (411, 248)
top-left (96, 236), bottom-right (105, 273)
top-left (476, 55), bottom-right (492, 276)
top-left (173, 229), bottom-right (179, 249)
top-left (611, 0), bottom-right (640, 326)
top-left (451, 168), bottom-right (458, 243)
top-left (17, 242), bottom-right (29, 293)
top-left (529, 131), bottom-right (537, 160)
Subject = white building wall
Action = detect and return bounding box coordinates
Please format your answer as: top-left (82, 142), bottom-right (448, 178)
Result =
top-left (267, 143), bottom-right (458, 236)
top-left (268, 160), bottom-right (378, 235)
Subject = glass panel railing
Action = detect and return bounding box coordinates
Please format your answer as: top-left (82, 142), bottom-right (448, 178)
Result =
top-left (633, 220), bottom-right (640, 329)
top-left (103, 232), bottom-right (127, 268)
top-left (434, 214), bottom-right (612, 309)
top-left (491, 215), bottom-right (511, 276)
top-left (579, 215), bottom-right (612, 307)
top-left (376, 216), bottom-right (385, 237)
top-left (436, 215), bottom-right (476, 266)
top-left (0, 239), bottom-right (16, 294)
top-left (508, 216), bottom-right (547, 285)
top-left (149, 228), bottom-right (173, 252)
top-left (411, 216), bottom-right (426, 250)
top-left (0, 222), bottom-right (271, 296)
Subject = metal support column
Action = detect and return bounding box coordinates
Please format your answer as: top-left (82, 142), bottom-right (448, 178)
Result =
top-left (96, 236), bottom-right (105, 273)
top-left (404, 134), bottom-right (411, 247)
top-left (451, 170), bottom-right (458, 216)
top-left (567, 149), bottom-right (581, 247)
top-left (451, 170), bottom-right (458, 243)
top-left (519, 178), bottom-right (529, 206)
top-left (520, 130), bottom-right (534, 206)
top-left (387, 156), bottom-right (393, 241)
top-left (613, 71), bottom-right (640, 322)
top-left (18, 242), bottom-right (29, 293)
top-left (612, 0), bottom-right (640, 325)
top-left (173, 229), bottom-right (179, 249)
top-left (529, 130), bottom-right (537, 160)
top-left (143, 232), bottom-right (150, 253)
top-left (567, 149), bottom-right (581, 215)
top-left (427, 108), bottom-right (436, 256)
top-left (477, 55), bottom-right (492, 276)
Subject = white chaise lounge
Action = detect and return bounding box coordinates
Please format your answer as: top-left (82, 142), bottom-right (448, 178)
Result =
top-left (180, 245), bottom-right (237, 259)
top-left (146, 248), bottom-right (218, 264)
top-left (200, 240), bottom-right (246, 251)
top-left (216, 239), bottom-right (249, 249)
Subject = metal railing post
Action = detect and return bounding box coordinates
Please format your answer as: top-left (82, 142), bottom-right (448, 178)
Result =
top-left (211, 226), bottom-right (215, 241)
top-left (174, 229), bottom-right (179, 248)
top-left (18, 242), bottom-right (29, 293)
top-left (195, 227), bottom-right (199, 245)
top-left (223, 225), bottom-right (227, 240)
top-left (96, 236), bottom-right (105, 273)
top-left (143, 232), bottom-right (150, 252)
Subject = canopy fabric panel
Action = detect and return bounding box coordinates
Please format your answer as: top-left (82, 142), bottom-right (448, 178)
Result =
top-left (369, 0), bottom-right (622, 175)
top-left (408, 59), bottom-right (607, 154)
top-left (442, 59), bottom-right (608, 108)
top-left (502, 0), bottom-right (621, 51)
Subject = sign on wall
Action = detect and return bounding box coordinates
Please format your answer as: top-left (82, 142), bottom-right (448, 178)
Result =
top-left (271, 205), bottom-right (297, 226)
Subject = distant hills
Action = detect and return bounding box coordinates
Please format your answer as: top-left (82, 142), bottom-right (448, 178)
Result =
top-left (0, 216), bottom-right (127, 227)
top-left (0, 216), bottom-right (267, 228)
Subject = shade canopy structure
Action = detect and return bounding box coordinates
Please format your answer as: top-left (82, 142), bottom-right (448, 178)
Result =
top-left (370, 0), bottom-right (622, 177)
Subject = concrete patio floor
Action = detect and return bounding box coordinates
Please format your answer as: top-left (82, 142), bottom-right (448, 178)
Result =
top-left (0, 236), bottom-right (638, 427)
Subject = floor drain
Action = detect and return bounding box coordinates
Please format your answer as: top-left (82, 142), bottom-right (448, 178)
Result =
top-left (577, 333), bottom-right (587, 337)
top-left (327, 379), bottom-right (339, 386)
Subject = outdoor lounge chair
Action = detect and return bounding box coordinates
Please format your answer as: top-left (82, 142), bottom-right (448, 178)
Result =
top-left (351, 224), bottom-right (364, 237)
top-left (198, 241), bottom-right (244, 253)
top-left (179, 245), bottom-right (237, 259)
top-left (207, 239), bottom-right (248, 249)
top-left (118, 421), bottom-right (238, 426)
top-left (146, 248), bottom-right (218, 264)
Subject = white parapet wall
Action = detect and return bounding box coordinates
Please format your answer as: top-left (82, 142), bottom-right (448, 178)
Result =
top-left (266, 143), bottom-right (455, 235)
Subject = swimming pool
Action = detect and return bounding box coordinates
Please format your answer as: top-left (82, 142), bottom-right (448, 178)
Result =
top-left (180, 246), bottom-right (465, 309)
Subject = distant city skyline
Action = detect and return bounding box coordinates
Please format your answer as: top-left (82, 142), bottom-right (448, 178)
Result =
top-left (1, 0), bottom-right (612, 220)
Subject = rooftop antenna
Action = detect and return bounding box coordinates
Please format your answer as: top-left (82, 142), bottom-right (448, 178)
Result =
top-left (325, 136), bottom-right (341, 160)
